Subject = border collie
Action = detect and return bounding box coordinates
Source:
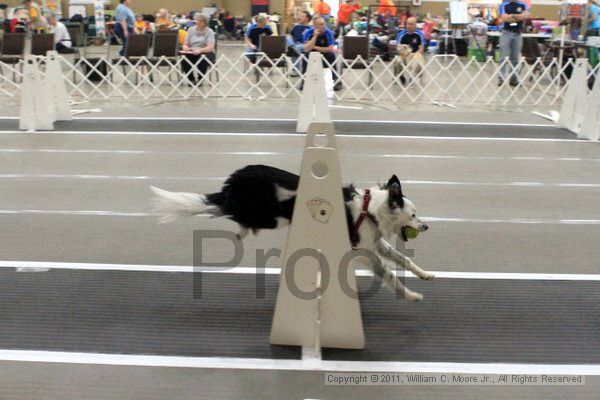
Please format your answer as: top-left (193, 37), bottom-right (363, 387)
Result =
top-left (150, 165), bottom-right (434, 301)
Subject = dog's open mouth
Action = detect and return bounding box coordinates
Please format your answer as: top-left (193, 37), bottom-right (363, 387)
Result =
top-left (400, 227), bottom-right (409, 242)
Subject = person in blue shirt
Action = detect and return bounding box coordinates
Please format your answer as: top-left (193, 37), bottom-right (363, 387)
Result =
top-left (301, 16), bottom-right (341, 91)
top-left (498, 0), bottom-right (530, 86)
top-left (395, 17), bottom-right (427, 54)
top-left (587, 0), bottom-right (600, 38)
top-left (287, 11), bottom-right (312, 72)
top-left (114, 0), bottom-right (135, 57)
top-left (245, 15), bottom-right (273, 53)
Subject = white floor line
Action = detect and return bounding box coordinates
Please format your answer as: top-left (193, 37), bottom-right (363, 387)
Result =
top-left (1, 209), bottom-right (599, 224)
top-left (0, 130), bottom-right (584, 142)
top-left (0, 350), bottom-right (597, 374)
top-left (0, 116), bottom-right (557, 128)
top-left (1, 148), bottom-right (598, 162)
top-left (2, 261), bottom-right (599, 281)
top-left (2, 174), bottom-right (600, 189)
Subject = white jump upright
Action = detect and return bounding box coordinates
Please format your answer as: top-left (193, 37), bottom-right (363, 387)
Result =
top-left (19, 52), bottom-right (72, 131)
top-left (296, 52), bottom-right (332, 133)
top-left (579, 72), bottom-right (600, 141)
top-left (273, 51), bottom-right (364, 351)
top-left (19, 56), bottom-right (54, 131)
top-left (44, 51), bottom-right (73, 123)
top-left (558, 58), bottom-right (588, 134)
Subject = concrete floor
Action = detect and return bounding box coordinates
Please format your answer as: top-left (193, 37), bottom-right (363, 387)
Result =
top-left (0, 106), bottom-right (599, 399)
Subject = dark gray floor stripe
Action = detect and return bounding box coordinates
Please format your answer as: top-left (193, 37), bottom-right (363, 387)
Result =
top-left (0, 120), bottom-right (574, 139)
top-left (1, 270), bottom-right (598, 363)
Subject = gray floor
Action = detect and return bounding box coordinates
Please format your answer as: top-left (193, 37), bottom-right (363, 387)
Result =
top-left (0, 112), bottom-right (599, 399)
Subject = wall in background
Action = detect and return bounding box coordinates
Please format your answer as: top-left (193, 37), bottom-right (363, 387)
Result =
top-left (1, 0), bottom-right (559, 21)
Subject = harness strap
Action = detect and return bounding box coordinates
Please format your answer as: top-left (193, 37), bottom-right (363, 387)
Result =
top-left (351, 189), bottom-right (378, 250)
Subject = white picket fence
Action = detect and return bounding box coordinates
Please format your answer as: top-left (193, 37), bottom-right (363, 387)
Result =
top-left (0, 53), bottom-right (597, 106)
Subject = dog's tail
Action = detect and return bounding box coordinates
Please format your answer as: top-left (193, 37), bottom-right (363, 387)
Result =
top-left (150, 186), bottom-right (221, 223)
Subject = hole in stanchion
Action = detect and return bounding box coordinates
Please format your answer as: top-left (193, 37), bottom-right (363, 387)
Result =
top-left (314, 133), bottom-right (328, 147)
top-left (28, 60), bottom-right (33, 65)
top-left (311, 161), bottom-right (328, 179)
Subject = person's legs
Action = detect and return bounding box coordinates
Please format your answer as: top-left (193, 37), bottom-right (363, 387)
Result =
top-left (499, 31), bottom-right (511, 83)
top-left (55, 42), bottom-right (67, 52)
top-left (509, 32), bottom-right (522, 85)
top-left (197, 53), bottom-right (216, 83)
top-left (323, 52), bottom-right (341, 90)
top-left (182, 54), bottom-right (200, 84)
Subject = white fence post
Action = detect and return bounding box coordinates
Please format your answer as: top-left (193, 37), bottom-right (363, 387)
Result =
top-left (296, 53), bottom-right (331, 133)
top-left (19, 56), bottom-right (53, 131)
top-left (558, 59), bottom-right (588, 134)
top-left (579, 73), bottom-right (600, 141)
top-left (44, 52), bottom-right (72, 122)
top-left (270, 122), bottom-right (365, 350)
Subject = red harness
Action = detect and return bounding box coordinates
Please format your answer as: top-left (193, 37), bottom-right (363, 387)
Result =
top-left (352, 189), bottom-right (378, 250)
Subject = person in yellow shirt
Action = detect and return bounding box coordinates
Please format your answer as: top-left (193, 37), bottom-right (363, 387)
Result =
top-left (134, 14), bottom-right (148, 34)
top-left (22, 0), bottom-right (44, 31)
top-left (155, 8), bottom-right (175, 30)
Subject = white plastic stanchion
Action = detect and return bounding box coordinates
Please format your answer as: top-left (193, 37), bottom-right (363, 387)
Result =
top-left (270, 122), bottom-right (365, 350)
top-left (558, 59), bottom-right (588, 134)
top-left (44, 51), bottom-right (73, 122)
top-left (296, 53), bottom-right (332, 133)
top-left (578, 74), bottom-right (600, 141)
top-left (19, 56), bottom-right (54, 131)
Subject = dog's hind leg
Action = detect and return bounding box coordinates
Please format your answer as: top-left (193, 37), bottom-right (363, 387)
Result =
top-left (377, 239), bottom-right (435, 281)
top-left (371, 256), bottom-right (423, 302)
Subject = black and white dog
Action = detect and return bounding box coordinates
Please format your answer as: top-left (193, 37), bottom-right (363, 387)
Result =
top-left (151, 165), bottom-right (434, 301)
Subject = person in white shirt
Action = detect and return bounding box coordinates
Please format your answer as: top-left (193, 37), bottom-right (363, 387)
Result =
top-left (47, 12), bottom-right (72, 52)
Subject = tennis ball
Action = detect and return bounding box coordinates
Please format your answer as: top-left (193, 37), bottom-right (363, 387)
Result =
top-left (404, 226), bottom-right (419, 240)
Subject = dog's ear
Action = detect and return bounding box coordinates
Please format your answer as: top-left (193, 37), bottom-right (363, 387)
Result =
top-left (386, 175), bottom-right (404, 209)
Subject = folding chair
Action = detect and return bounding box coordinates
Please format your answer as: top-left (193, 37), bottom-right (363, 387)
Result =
top-left (342, 36), bottom-right (372, 86)
top-left (0, 33), bottom-right (26, 82)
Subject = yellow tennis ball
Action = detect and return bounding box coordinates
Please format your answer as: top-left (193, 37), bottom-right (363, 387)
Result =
top-left (404, 226), bottom-right (419, 240)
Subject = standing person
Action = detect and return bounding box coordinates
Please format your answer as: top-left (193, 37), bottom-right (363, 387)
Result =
top-left (338, 0), bottom-right (360, 31)
top-left (114, 0), bottom-right (135, 57)
top-left (181, 13), bottom-right (216, 86)
top-left (46, 12), bottom-right (72, 52)
top-left (587, 0), bottom-right (600, 38)
top-left (315, 0), bottom-right (331, 27)
top-left (498, 0), bottom-right (530, 86)
top-left (302, 16), bottom-right (342, 91)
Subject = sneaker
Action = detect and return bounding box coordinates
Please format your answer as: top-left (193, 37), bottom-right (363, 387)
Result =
top-left (298, 81), bottom-right (304, 91)
top-left (333, 82), bottom-right (342, 91)
top-left (509, 80), bottom-right (519, 87)
top-left (497, 79), bottom-right (504, 87)
top-left (400, 76), bottom-right (406, 85)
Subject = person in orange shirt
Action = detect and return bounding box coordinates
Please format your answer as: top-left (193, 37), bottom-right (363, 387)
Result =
top-left (315, 1), bottom-right (332, 27)
top-left (377, 0), bottom-right (396, 16)
top-left (337, 0), bottom-right (360, 27)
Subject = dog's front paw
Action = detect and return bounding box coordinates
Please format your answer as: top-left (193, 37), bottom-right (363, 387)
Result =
top-left (419, 272), bottom-right (435, 281)
top-left (405, 291), bottom-right (423, 302)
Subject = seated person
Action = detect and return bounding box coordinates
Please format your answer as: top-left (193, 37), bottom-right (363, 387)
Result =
top-left (155, 8), bottom-right (175, 30)
top-left (287, 11), bottom-right (312, 67)
top-left (302, 16), bottom-right (342, 91)
top-left (47, 12), bottom-right (72, 52)
top-left (134, 14), bottom-right (148, 34)
top-left (396, 17), bottom-right (427, 55)
top-left (181, 13), bottom-right (216, 86)
top-left (245, 15), bottom-right (273, 55)
top-left (223, 12), bottom-right (236, 39)
top-left (395, 17), bottom-right (426, 83)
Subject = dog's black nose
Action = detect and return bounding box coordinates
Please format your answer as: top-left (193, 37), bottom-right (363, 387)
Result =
top-left (422, 224), bottom-right (429, 231)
